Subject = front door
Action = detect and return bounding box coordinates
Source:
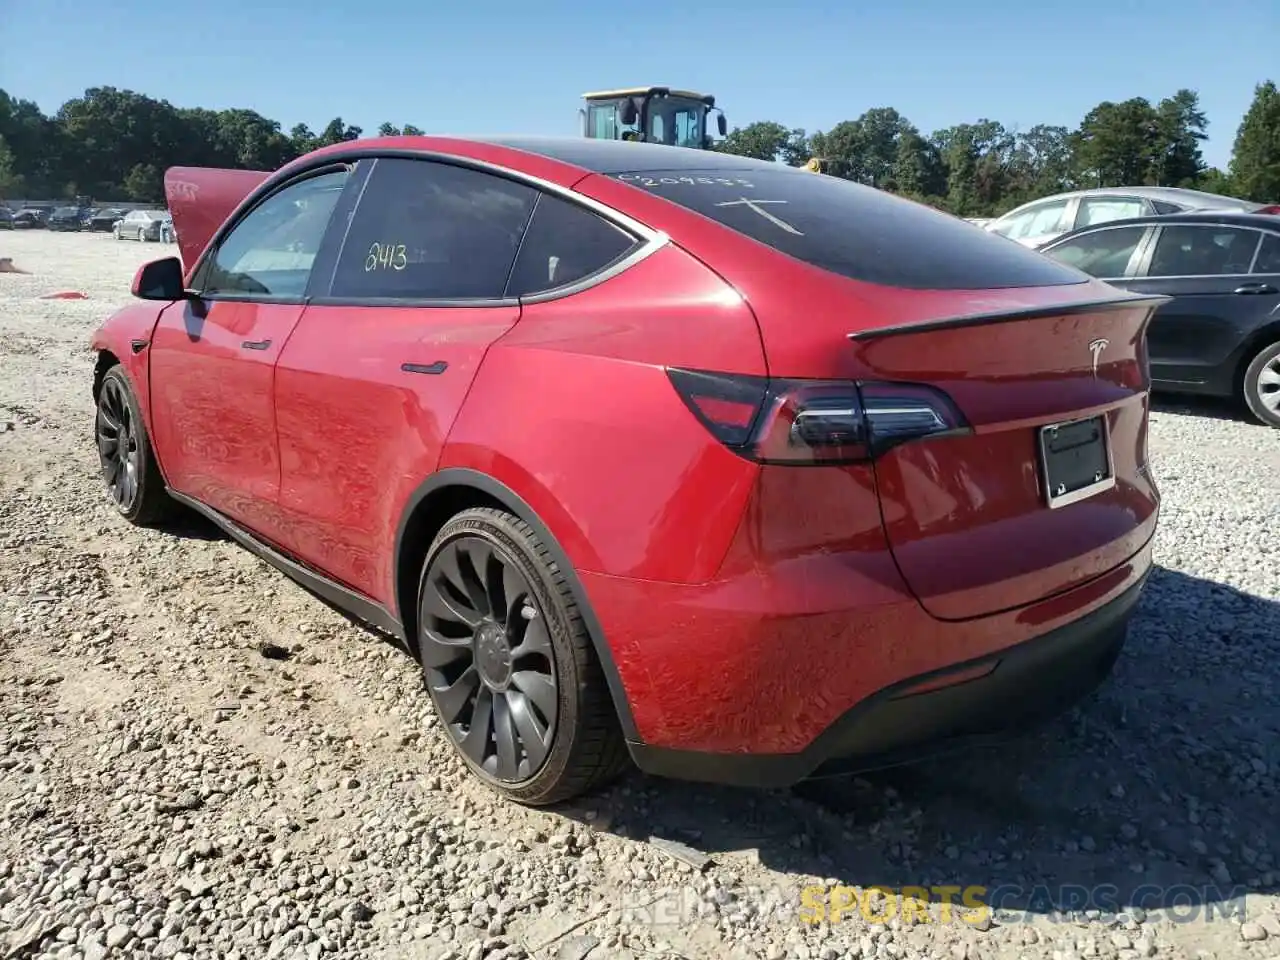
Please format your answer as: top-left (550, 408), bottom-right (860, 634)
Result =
top-left (271, 156), bottom-right (540, 604)
top-left (147, 167), bottom-right (351, 539)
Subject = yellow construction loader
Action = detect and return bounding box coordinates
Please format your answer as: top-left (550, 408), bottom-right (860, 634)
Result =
top-left (579, 87), bottom-right (727, 149)
top-left (579, 87), bottom-right (833, 175)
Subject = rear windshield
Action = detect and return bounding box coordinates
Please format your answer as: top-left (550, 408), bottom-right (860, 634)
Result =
top-left (611, 168), bottom-right (1089, 290)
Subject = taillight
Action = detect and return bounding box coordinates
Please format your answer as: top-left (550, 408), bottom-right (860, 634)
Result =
top-left (1257, 204), bottom-right (1280, 215)
top-left (667, 368), bottom-right (969, 464)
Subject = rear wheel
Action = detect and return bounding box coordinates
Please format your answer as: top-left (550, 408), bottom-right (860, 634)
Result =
top-left (95, 366), bottom-right (175, 525)
top-left (416, 507), bottom-right (628, 805)
top-left (1242, 341), bottom-right (1280, 428)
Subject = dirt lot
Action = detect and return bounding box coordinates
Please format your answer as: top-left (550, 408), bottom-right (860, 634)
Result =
top-left (1, 231), bottom-right (1278, 960)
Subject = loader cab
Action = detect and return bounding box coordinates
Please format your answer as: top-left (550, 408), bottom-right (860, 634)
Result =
top-left (580, 87), bottom-right (727, 149)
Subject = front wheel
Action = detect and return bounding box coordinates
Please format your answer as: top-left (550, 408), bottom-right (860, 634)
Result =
top-left (1242, 341), bottom-right (1280, 428)
top-left (416, 507), bottom-right (628, 805)
top-left (95, 366), bottom-right (175, 525)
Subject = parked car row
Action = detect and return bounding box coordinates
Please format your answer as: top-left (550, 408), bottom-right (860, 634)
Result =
top-left (0, 204), bottom-right (174, 241)
top-left (983, 185), bottom-right (1279, 248)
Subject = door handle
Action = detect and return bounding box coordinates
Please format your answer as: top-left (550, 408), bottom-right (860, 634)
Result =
top-left (241, 339), bottom-right (272, 351)
top-left (1233, 283), bottom-right (1277, 295)
top-left (401, 361), bottom-right (448, 375)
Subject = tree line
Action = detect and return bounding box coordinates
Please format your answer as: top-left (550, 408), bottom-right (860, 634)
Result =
top-left (713, 81), bottom-right (1280, 216)
top-left (2, 81), bottom-right (1278, 218)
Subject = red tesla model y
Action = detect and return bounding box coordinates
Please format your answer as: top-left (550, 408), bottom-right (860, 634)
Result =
top-left (90, 136), bottom-right (1162, 804)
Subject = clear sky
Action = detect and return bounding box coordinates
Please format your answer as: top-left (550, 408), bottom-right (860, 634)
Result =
top-left (2, 0), bottom-right (1276, 170)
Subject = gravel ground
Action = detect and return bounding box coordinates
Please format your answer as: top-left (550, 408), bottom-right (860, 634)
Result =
top-left (1, 231), bottom-right (1278, 960)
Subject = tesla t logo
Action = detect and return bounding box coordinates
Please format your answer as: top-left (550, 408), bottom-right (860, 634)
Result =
top-left (1088, 338), bottom-right (1110, 377)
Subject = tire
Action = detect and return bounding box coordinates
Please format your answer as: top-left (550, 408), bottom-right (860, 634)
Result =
top-left (1242, 340), bottom-right (1280, 428)
top-left (416, 507), bottom-right (629, 805)
top-left (95, 365), bottom-right (175, 526)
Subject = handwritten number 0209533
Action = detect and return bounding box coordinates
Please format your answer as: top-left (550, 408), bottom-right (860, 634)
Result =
top-left (365, 242), bottom-right (407, 272)
top-left (616, 174), bottom-right (754, 188)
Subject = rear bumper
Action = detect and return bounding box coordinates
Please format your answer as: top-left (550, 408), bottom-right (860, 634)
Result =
top-left (628, 569), bottom-right (1146, 788)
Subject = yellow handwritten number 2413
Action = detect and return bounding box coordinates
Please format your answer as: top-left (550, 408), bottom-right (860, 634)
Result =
top-left (365, 242), bottom-right (407, 272)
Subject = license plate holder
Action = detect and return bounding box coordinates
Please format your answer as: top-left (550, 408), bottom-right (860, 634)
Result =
top-left (1038, 415), bottom-right (1114, 509)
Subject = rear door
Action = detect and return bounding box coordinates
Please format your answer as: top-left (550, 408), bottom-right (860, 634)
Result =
top-left (271, 157), bottom-right (540, 604)
top-left (1122, 222), bottom-right (1274, 391)
top-left (148, 166), bottom-right (351, 538)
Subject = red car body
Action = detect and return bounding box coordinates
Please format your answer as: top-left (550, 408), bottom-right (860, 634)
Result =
top-left (91, 136), bottom-right (1161, 792)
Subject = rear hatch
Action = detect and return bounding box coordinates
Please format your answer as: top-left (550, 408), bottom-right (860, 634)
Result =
top-left (577, 165), bottom-right (1164, 620)
top-left (850, 296), bottom-right (1161, 620)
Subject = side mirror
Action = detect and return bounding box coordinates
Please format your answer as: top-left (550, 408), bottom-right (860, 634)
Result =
top-left (717, 113), bottom-right (728, 136)
top-left (131, 256), bottom-right (186, 301)
top-left (619, 98), bottom-right (639, 126)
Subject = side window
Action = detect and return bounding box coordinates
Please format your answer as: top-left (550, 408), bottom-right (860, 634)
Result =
top-left (1042, 226), bottom-right (1147, 278)
top-left (199, 170), bottom-right (347, 299)
top-left (1148, 225), bottom-right (1261, 277)
top-left (329, 158), bottom-right (537, 301)
top-left (1152, 200), bottom-right (1183, 215)
top-left (505, 194), bottom-right (641, 298)
top-left (1254, 234), bottom-right (1280, 274)
top-left (1074, 197), bottom-right (1148, 229)
top-left (991, 199), bottom-right (1071, 241)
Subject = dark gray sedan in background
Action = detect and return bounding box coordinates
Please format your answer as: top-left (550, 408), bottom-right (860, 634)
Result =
top-left (1040, 211), bottom-right (1280, 427)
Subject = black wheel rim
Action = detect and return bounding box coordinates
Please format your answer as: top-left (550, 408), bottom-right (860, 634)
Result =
top-left (96, 379), bottom-right (139, 511)
top-left (420, 535), bottom-right (559, 783)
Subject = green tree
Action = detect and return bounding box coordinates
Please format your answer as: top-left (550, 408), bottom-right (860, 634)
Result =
top-left (717, 121), bottom-right (807, 163)
top-left (123, 163), bottom-right (162, 202)
top-left (1071, 98), bottom-right (1162, 187)
top-left (1152, 89), bottom-right (1208, 186)
top-left (1229, 80), bottom-right (1280, 201)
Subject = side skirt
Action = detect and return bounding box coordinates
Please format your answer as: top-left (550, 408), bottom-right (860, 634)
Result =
top-left (166, 489), bottom-right (409, 648)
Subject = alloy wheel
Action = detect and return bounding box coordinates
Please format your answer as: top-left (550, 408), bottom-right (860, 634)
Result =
top-left (420, 536), bottom-right (559, 783)
top-left (96, 379), bottom-right (140, 511)
top-left (1254, 352), bottom-right (1280, 417)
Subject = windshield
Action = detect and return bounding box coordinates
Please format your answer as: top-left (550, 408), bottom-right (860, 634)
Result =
top-left (587, 96), bottom-right (706, 148)
top-left (54, 207), bottom-right (78, 216)
top-left (613, 168), bottom-right (1090, 290)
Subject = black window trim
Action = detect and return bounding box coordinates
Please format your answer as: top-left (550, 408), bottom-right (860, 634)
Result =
top-left (1253, 230), bottom-right (1280, 276)
top-left (1040, 222), bottom-right (1156, 280)
top-left (302, 150), bottom-right (666, 309)
top-left (1136, 222), bottom-right (1268, 279)
top-left (187, 162), bottom-right (356, 306)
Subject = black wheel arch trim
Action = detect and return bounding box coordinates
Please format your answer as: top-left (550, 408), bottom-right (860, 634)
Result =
top-left (393, 467), bottom-right (640, 741)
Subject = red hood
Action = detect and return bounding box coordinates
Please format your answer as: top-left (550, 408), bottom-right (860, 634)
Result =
top-left (164, 166), bottom-right (271, 280)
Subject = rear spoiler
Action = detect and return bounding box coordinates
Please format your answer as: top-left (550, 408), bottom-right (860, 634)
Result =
top-left (164, 166), bottom-right (272, 277)
top-left (848, 295), bottom-right (1170, 342)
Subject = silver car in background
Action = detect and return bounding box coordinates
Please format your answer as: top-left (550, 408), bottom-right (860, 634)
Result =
top-left (112, 209), bottom-right (168, 242)
top-left (984, 186), bottom-right (1274, 248)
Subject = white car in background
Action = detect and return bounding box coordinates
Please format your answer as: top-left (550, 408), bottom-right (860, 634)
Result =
top-left (984, 186), bottom-right (1273, 248)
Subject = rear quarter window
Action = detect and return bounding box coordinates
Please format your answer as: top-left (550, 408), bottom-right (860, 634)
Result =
top-left (612, 169), bottom-right (1089, 290)
top-left (505, 193), bottom-right (641, 298)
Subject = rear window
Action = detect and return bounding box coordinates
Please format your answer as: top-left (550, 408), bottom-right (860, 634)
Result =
top-left (612, 169), bottom-right (1088, 290)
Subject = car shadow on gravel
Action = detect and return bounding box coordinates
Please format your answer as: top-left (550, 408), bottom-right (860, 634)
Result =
top-left (568, 564), bottom-right (1279, 919)
top-left (1150, 392), bottom-right (1256, 424)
